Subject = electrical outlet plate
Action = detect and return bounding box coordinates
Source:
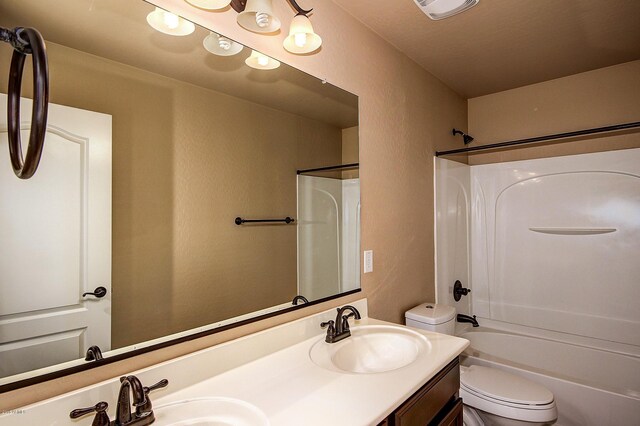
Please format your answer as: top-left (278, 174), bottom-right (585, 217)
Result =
top-left (364, 250), bottom-right (373, 273)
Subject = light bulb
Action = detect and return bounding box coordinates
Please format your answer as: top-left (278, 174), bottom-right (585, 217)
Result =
top-left (163, 11), bottom-right (180, 29)
top-left (245, 50), bottom-right (279, 69)
top-left (147, 7), bottom-right (195, 36)
top-left (218, 36), bottom-right (231, 51)
top-left (237, 0), bottom-right (280, 33)
top-left (293, 32), bottom-right (307, 48)
top-left (255, 12), bottom-right (270, 28)
top-left (204, 32), bottom-right (243, 56)
top-left (257, 55), bottom-right (269, 67)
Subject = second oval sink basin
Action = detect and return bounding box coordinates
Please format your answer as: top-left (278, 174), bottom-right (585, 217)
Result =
top-left (309, 325), bottom-right (430, 374)
top-left (153, 397), bottom-right (270, 426)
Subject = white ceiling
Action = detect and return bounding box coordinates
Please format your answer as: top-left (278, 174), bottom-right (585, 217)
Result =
top-left (333, 0), bottom-right (640, 98)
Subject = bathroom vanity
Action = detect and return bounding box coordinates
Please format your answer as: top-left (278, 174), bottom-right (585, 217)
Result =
top-left (0, 299), bottom-right (468, 425)
top-left (380, 358), bottom-right (462, 425)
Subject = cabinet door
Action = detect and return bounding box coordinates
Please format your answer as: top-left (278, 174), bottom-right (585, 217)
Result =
top-left (393, 359), bottom-right (460, 425)
top-left (433, 398), bottom-right (463, 426)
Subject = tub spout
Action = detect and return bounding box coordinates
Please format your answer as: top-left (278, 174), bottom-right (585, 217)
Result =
top-left (457, 314), bottom-right (479, 327)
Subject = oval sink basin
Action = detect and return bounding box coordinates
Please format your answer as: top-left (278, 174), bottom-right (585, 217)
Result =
top-left (153, 397), bottom-right (270, 426)
top-left (309, 325), bottom-right (430, 374)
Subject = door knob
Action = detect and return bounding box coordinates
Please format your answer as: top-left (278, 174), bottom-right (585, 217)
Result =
top-left (82, 286), bottom-right (107, 299)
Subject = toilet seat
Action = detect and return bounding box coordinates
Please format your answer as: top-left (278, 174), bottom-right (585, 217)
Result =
top-left (460, 365), bottom-right (557, 423)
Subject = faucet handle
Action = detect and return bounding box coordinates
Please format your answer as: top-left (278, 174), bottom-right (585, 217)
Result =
top-left (342, 311), bottom-right (358, 321)
top-left (321, 320), bottom-right (337, 343)
top-left (135, 378), bottom-right (169, 418)
top-left (69, 401), bottom-right (110, 426)
top-left (144, 378), bottom-right (169, 395)
top-left (320, 320), bottom-right (335, 334)
top-left (341, 314), bottom-right (353, 332)
top-left (320, 320), bottom-right (334, 329)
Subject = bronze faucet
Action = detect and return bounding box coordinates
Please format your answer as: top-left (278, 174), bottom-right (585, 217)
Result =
top-left (321, 305), bottom-right (361, 343)
top-left (85, 345), bottom-right (104, 361)
top-left (292, 295), bottom-right (309, 305)
top-left (116, 375), bottom-right (149, 425)
top-left (70, 376), bottom-right (168, 426)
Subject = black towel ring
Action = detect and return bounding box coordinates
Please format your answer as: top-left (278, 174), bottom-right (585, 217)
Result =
top-left (2, 26), bottom-right (49, 179)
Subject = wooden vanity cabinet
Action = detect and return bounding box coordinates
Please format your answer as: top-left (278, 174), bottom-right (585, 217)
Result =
top-left (379, 357), bottom-right (462, 426)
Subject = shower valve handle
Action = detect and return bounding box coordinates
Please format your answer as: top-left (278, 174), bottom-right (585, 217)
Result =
top-left (453, 280), bottom-right (471, 301)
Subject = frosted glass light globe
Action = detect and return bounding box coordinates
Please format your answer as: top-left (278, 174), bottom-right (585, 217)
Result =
top-left (146, 7), bottom-right (195, 36)
top-left (283, 14), bottom-right (321, 54)
top-left (237, 0), bottom-right (281, 33)
top-left (245, 50), bottom-right (280, 70)
top-left (184, 0), bottom-right (232, 10)
top-left (203, 32), bottom-right (244, 56)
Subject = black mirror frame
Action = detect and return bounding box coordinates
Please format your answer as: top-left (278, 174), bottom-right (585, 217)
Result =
top-left (0, 288), bottom-right (361, 393)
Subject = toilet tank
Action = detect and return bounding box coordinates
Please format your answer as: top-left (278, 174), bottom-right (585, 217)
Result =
top-left (405, 303), bottom-right (456, 335)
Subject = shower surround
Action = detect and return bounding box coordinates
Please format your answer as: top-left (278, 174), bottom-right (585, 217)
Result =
top-left (435, 148), bottom-right (640, 425)
top-left (471, 148), bottom-right (639, 347)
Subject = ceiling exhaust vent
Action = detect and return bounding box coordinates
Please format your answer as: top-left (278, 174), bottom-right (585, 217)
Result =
top-left (413, 0), bottom-right (479, 20)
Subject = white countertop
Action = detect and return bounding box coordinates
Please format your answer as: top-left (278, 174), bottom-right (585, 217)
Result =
top-left (0, 299), bottom-right (469, 426)
top-left (154, 318), bottom-right (469, 425)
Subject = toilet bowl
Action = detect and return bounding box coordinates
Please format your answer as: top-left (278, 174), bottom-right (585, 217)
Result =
top-left (405, 303), bottom-right (557, 426)
top-left (460, 365), bottom-right (557, 425)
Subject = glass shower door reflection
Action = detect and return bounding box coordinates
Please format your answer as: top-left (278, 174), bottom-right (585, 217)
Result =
top-left (297, 175), bottom-right (360, 301)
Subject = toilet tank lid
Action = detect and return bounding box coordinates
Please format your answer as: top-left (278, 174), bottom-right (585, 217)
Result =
top-left (461, 365), bottom-right (554, 405)
top-left (405, 303), bottom-right (455, 325)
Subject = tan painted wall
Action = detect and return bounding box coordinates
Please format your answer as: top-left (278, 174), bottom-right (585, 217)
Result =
top-left (467, 60), bottom-right (640, 164)
top-left (341, 126), bottom-right (359, 179)
top-left (0, 0), bottom-right (467, 408)
top-left (0, 42), bottom-right (343, 348)
top-left (342, 126), bottom-right (359, 164)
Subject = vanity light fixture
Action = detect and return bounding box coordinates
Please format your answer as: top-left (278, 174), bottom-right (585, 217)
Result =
top-left (146, 7), bottom-right (195, 36)
top-left (283, 12), bottom-right (322, 54)
top-left (231, 0), bottom-right (322, 55)
top-left (235, 0), bottom-right (321, 54)
top-left (185, 0), bottom-right (232, 10)
top-left (245, 49), bottom-right (280, 69)
top-left (203, 31), bottom-right (244, 56)
top-left (182, 0), bottom-right (322, 55)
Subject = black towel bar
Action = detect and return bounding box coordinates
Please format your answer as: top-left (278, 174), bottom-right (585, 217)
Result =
top-left (235, 217), bottom-right (295, 225)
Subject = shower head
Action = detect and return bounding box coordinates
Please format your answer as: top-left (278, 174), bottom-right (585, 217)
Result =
top-left (452, 128), bottom-right (474, 145)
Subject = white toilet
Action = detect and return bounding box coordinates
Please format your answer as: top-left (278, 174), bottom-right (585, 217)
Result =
top-left (405, 303), bottom-right (558, 426)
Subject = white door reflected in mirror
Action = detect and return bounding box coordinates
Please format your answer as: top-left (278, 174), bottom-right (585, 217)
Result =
top-left (0, 95), bottom-right (112, 380)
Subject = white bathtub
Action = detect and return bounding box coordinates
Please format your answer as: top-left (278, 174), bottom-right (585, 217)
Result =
top-left (459, 328), bottom-right (640, 426)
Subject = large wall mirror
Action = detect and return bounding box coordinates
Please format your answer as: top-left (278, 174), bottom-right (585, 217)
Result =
top-left (0, 0), bottom-right (359, 390)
